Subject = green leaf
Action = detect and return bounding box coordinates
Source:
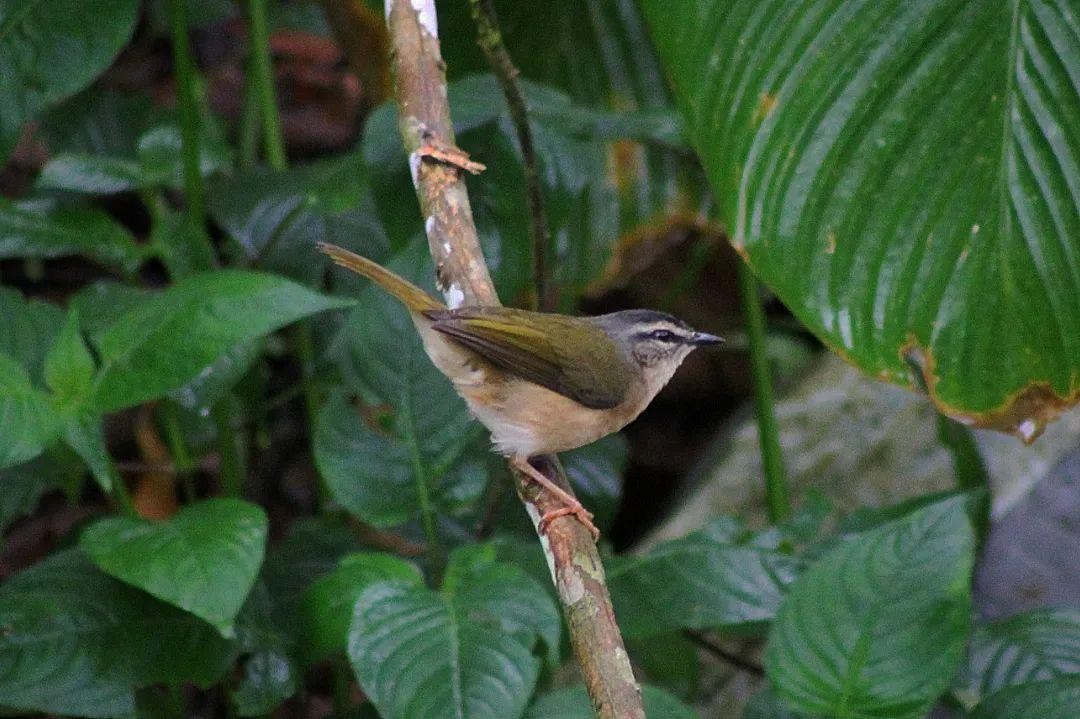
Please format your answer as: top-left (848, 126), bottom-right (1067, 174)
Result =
top-left (0, 199), bottom-right (142, 271)
top-left (80, 498), bottom-right (269, 635)
top-left (232, 650), bottom-right (299, 717)
top-left (742, 686), bottom-right (811, 719)
top-left (609, 517), bottom-right (802, 637)
top-left (45, 310), bottom-right (95, 410)
top-left (562, 434), bottom-right (628, 533)
top-left (641, 0), bottom-right (1080, 432)
top-left (959, 607), bottom-right (1080, 704)
top-left (970, 677), bottom-right (1080, 719)
top-left (207, 152), bottom-right (387, 283)
top-left (0, 0), bottom-right (140, 160)
top-left (62, 411), bottom-right (117, 493)
top-left (317, 242), bottom-right (482, 527)
top-left (0, 449), bottom-right (79, 530)
top-left (0, 550), bottom-right (233, 717)
top-left (89, 270), bottom-right (352, 412)
top-left (0, 352), bottom-right (61, 468)
top-left (37, 124), bottom-right (232, 195)
top-left (348, 546), bottom-right (559, 719)
top-left (524, 685), bottom-right (700, 719)
top-left (300, 551), bottom-right (423, 665)
top-left (765, 495), bottom-right (975, 719)
top-left (0, 286), bottom-right (64, 383)
top-left (39, 88), bottom-right (164, 157)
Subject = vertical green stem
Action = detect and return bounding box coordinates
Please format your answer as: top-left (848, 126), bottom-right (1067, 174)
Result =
top-left (160, 402), bottom-right (195, 474)
top-left (213, 400), bottom-right (244, 498)
top-left (238, 55), bottom-right (262, 168)
top-left (169, 0), bottom-right (215, 270)
top-left (111, 461), bottom-right (138, 518)
top-left (247, 0), bottom-right (287, 171)
top-left (936, 413), bottom-right (991, 540)
top-left (738, 261), bottom-right (790, 523)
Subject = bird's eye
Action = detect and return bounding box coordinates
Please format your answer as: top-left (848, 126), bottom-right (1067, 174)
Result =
top-left (650, 329), bottom-right (678, 342)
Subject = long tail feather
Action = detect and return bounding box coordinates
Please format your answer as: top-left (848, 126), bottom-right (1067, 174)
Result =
top-left (317, 242), bottom-right (443, 313)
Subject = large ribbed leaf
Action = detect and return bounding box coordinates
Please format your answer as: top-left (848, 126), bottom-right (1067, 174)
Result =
top-left (642, 0), bottom-right (1080, 437)
top-left (765, 495), bottom-right (975, 719)
top-left (970, 677), bottom-right (1080, 719)
top-left (347, 547), bottom-right (559, 719)
top-left (80, 499), bottom-right (268, 635)
top-left (959, 607), bottom-right (1080, 703)
top-left (0, 550), bottom-right (232, 717)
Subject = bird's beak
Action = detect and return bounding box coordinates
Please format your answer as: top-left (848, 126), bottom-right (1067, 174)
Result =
top-left (688, 332), bottom-right (724, 346)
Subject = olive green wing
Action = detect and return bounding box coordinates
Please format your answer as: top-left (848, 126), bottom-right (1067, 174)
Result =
top-left (423, 308), bottom-right (631, 410)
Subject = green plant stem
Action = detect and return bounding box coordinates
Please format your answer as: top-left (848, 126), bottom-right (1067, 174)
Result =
top-left (212, 401), bottom-right (244, 498)
top-left (111, 461), bottom-right (138, 517)
top-left (738, 261), bottom-right (790, 523)
top-left (935, 413), bottom-right (991, 540)
top-left (239, 54), bottom-right (262, 168)
top-left (160, 402), bottom-right (196, 475)
top-left (247, 0), bottom-right (287, 171)
top-left (168, 0), bottom-right (215, 270)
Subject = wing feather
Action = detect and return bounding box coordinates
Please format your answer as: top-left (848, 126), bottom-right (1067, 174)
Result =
top-left (423, 308), bottom-right (630, 410)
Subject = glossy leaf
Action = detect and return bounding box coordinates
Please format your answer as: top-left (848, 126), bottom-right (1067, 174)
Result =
top-left (765, 495), bottom-right (975, 719)
top-left (89, 270), bottom-right (351, 412)
top-left (0, 0), bottom-right (140, 159)
top-left (970, 677), bottom-right (1080, 719)
top-left (348, 546), bottom-right (559, 719)
top-left (0, 199), bottom-right (141, 272)
top-left (0, 352), bottom-right (61, 469)
top-left (959, 607), bottom-right (1080, 703)
top-left (62, 411), bottom-right (117, 493)
top-left (641, 0), bottom-right (1080, 434)
top-left (524, 684), bottom-right (699, 719)
top-left (609, 517), bottom-right (802, 637)
top-left (300, 551), bottom-right (423, 664)
top-left (80, 498), bottom-right (269, 634)
top-left (0, 550), bottom-right (233, 717)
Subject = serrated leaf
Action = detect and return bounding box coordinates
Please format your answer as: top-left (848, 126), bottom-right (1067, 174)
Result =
top-left (348, 547), bottom-right (559, 719)
top-left (609, 517), bottom-right (801, 637)
top-left (641, 0), bottom-right (1080, 433)
top-left (0, 199), bottom-right (142, 272)
top-left (80, 498), bottom-right (268, 634)
top-left (300, 552), bottom-right (423, 665)
top-left (959, 607), bottom-right (1080, 703)
top-left (45, 310), bottom-right (95, 409)
top-left (0, 0), bottom-right (140, 160)
top-left (970, 677), bottom-right (1080, 719)
top-left (89, 270), bottom-right (351, 412)
top-left (0, 550), bottom-right (233, 717)
top-left (524, 685), bottom-right (700, 719)
top-left (765, 495), bottom-right (975, 719)
top-left (0, 352), bottom-right (61, 469)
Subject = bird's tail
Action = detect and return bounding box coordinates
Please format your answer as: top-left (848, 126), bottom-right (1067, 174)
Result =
top-left (317, 242), bottom-right (443, 313)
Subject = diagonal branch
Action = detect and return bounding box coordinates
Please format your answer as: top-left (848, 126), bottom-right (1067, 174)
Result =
top-left (382, 1), bottom-right (644, 716)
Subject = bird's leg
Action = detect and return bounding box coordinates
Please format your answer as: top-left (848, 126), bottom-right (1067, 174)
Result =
top-left (511, 455), bottom-right (599, 541)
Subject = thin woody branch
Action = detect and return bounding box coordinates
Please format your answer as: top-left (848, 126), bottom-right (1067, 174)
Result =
top-left (469, 0), bottom-right (553, 311)
top-left (382, 1), bottom-right (644, 716)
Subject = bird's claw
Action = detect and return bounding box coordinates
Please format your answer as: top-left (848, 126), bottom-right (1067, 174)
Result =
top-left (538, 503), bottom-right (600, 542)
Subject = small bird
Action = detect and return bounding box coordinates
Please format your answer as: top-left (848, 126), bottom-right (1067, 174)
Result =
top-left (319, 242), bottom-right (722, 539)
